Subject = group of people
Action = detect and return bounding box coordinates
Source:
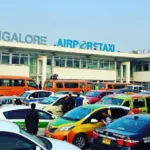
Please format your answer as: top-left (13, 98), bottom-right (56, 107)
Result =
top-left (62, 93), bottom-right (83, 114)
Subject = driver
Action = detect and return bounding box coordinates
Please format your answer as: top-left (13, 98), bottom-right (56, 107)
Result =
top-left (101, 110), bottom-right (112, 126)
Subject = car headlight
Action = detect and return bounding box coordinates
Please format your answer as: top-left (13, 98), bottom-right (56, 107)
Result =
top-left (58, 125), bottom-right (74, 131)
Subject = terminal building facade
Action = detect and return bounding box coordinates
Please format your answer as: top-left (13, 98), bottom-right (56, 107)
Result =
top-left (0, 41), bottom-right (150, 89)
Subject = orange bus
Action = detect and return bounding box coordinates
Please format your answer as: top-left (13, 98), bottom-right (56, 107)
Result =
top-left (43, 80), bottom-right (94, 93)
top-left (98, 82), bottom-right (131, 90)
top-left (0, 75), bottom-right (38, 96)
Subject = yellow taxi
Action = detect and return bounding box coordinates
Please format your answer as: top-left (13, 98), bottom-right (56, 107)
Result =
top-left (100, 94), bottom-right (150, 114)
top-left (44, 104), bottom-right (130, 149)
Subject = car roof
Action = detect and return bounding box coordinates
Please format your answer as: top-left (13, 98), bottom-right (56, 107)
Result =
top-left (0, 105), bottom-right (31, 112)
top-left (82, 104), bottom-right (130, 110)
top-left (0, 119), bottom-right (20, 133)
top-left (123, 114), bottom-right (150, 122)
top-left (23, 90), bottom-right (53, 93)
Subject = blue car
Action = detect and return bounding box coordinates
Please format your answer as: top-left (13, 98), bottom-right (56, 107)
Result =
top-left (91, 114), bottom-right (150, 150)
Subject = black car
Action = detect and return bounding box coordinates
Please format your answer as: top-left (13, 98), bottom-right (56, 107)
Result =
top-left (109, 88), bottom-right (134, 94)
top-left (91, 114), bottom-right (150, 150)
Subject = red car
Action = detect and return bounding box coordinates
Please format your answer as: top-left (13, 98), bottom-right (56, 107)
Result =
top-left (86, 90), bottom-right (113, 104)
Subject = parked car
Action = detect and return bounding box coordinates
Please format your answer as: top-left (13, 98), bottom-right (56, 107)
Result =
top-left (19, 90), bottom-right (55, 103)
top-left (100, 94), bottom-right (150, 114)
top-left (109, 88), bottom-right (134, 94)
top-left (0, 105), bottom-right (57, 135)
top-left (86, 90), bottom-right (113, 104)
top-left (126, 85), bottom-right (147, 93)
top-left (44, 104), bottom-right (130, 149)
top-left (140, 91), bottom-right (150, 94)
top-left (43, 95), bottom-right (87, 116)
top-left (0, 120), bottom-right (80, 150)
top-left (91, 114), bottom-right (150, 150)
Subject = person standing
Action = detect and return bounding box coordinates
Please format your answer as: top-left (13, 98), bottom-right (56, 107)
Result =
top-left (39, 81), bottom-right (42, 90)
top-left (68, 93), bottom-right (75, 111)
top-left (101, 110), bottom-right (112, 126)
top-left (62, 96), bottom-right (69, 114)
top-left (75, 93), bottom-right (83, 107)
top-left (25, 103), bottom-right (39, 135)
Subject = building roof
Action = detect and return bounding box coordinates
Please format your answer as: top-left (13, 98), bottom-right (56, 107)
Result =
top-left (1, 41), bottom-right (150, 60)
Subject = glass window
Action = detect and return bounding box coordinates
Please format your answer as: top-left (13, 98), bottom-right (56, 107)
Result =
top-left (80, 82), bottom-right (85, 88)
top-left (107, 118), bottom-right (148, 133)
top-left (81, 60), bottom-right (86, 68)
top-left (38, 110), bottom-right (52, 119)
top-left (2, 53), bottom-right (9, 64)
top-left (45, 82), bottom-right (53, 88)
top-left (3, 109), bottom-right (27, 119)
top-left (0, 79), bottom-right (11, 86)
top-left (101, 96), bottom-right (123, 105)
top-left (110, 108), bottom-right (126, 119)
top-left (47, 58), bottom-right (51, 66)
top-left (12, 80), bottom-right (25, 86)
top-left (30, 56), bottom-right (37, 74)
top-left (74, 59), bottom-right (80, 68)
top-left (143, 63), bottom-right (149, 71)
top-left (40, 97), bottom-right (58, 104)
top-left (135, 63), bottom-right (142, 71)
top-left (67, 58), bottom-right (73, 67)
top-left (99, 60), bottom-right (104, 69)
top-left (64, 82), bottom-right (78, 88)
top-left (0, 132), bottom-right (35, 150)
top-left (39, 92), bottom-right (51, 98)
top-left (27, 80), bottom-right (37, 88)
top-left (87, 60), bottom-right (92, 69)
top-left (104, 61), bottom-right (109, 70)
top-left (88, 83), bottom-right (94, 88)
top-left (12, 54), bottom-right (19, 64)
top-left (92, 60), bottom-right (98, 69)
top-left (20, 54), bottom-right (28, 65)
top-left (86, 91), bottom-right (100, 97)
top-left (133, 99), bottom-right (145, 108)
top-left (56, 82), bottom-right (63, 88)
top-left (110, 61), bottom-right (115, 70)
top-left (55, 57), bottom-right (65, 67)
top-left (62, 107), bottom-right (93, 121)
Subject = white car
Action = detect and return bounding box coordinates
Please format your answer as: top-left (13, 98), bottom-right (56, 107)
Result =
top-left (126, 85), bottom-right (147, 93)
top-left (19, 90), bottom-right (55, 103)
top-left (0, 105), bottom-right (57, 135)
top-left (0, 119), bottom-right (80, 150)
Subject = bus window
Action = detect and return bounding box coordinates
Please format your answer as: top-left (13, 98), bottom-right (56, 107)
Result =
top-left (0, 79), bottom-right (11, 86)
top-left (80, 83), bottom-right (85, 88)
top-left (27, 80), bottom-right (37, 88)
top-left (56, 82), bottom-right (63, 88)
top-left (114, 84), bottom-right (125, 89)
top-left (12, 80), bottom-right (25, 86)
top-left (64, 82), bottom-right (78, 88)
top-left (87, 83), bottom-right (93, 88)
top-left (108, 84), bottom-right (113, 89)
top-left (98, 84), bottom-right (105, 89)
top-left (45, 82), bottom-right (53, 88)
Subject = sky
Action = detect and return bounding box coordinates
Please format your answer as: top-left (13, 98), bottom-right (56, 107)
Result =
top-left (0, 0), bottom-right (150, 52)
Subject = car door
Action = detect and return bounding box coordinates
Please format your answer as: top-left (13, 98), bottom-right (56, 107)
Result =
top-left (3, 109), bottom-right (28, 129)
top-left (51, 97), bottom-right (65, 116)
top-left (133, 98), bottom-right (148, 114)
top-left (81, 109), bottom-right (107, 142)
top-left (110, 108), bottom-right (128, 121)
top-left (37, 109), bottom-right (54, 135)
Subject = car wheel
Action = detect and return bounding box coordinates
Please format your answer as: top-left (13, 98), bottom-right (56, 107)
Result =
top-left (73, 133), bottom-right (88, 149)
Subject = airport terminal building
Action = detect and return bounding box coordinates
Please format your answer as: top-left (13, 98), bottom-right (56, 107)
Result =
top-left (0, 31), bottom-right (150, 89)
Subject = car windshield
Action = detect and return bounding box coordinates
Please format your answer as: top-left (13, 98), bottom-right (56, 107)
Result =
top-left (20, 129), bottom-right (47, 148)
top-left (86, 91), bottom-right (100, 97)
top-left (19, 92), bottom-right (30, 98)
top-left (107, 118), bottom-right (148, 133)
top-left (62, 107), bottom-right (93, 121)
top-left (40, 96), bottom-right (58, 104)
top-left (101, 96), bottom-right (123, 105)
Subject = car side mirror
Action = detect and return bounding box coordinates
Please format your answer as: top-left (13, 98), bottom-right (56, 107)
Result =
top-left (91, 119), bottom-right (98, 124)
top-left (36, 146), bottom-right (41, 150)
top-left (30, 97), bottom-right (33, 99)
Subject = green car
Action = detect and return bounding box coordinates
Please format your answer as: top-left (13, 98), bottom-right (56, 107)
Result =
top-left (0, 105), bottom-right (56, 135)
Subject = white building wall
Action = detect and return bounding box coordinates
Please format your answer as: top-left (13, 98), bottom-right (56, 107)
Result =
top-left (53, 68), bottom-right (116, 80)
top-left (133, 72), bottom-right (150, 82)
top-left (0, 64), bottom-right (29, 76)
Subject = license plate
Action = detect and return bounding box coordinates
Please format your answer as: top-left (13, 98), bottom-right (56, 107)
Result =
top-left (102, 138), bottom-right (111, 145)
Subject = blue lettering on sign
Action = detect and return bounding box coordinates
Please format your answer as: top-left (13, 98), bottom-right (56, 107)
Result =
top-left (0, 31), bottom-right (47, 45)
top-left (56, 39), bottom-right (116, 52)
